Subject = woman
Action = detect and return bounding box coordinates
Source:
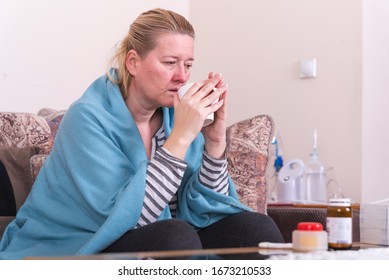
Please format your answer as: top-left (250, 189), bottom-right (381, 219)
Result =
top-left (0, 8), bottom-right (283, 259)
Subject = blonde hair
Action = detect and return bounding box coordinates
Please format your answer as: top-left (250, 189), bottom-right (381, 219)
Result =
top-left (107, 8), bottom-right (195, 99)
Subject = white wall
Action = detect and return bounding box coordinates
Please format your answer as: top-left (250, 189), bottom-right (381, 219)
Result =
top-left (190, 0), bottom-right (363, 202)
top-left (362, 0), bottom-right (389, 202)
top-left (2, 0), bottom-right (388, 203)
top-left (0, 0), bottom-right (190, 112)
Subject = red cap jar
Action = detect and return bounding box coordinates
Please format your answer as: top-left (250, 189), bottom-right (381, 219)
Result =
top-left (292, 222), bottom-right (328, 252)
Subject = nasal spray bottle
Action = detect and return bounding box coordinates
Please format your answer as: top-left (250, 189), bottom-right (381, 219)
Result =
top-left (305, 129), bottom-right (327, 203)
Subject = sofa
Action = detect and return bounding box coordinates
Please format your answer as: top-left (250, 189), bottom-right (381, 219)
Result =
top-left (0, 109), bottom-right (65, 237)
top-left (0, 109), bottom-right (359, 244)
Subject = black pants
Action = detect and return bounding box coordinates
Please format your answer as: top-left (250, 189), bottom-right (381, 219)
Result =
top-left (102, 211), bottom-right (284, 253)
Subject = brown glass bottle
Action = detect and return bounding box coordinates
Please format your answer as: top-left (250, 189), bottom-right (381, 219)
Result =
top-left (326, 198), bottom-right (353, 250)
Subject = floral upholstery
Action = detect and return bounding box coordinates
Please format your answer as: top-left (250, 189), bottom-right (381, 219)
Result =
top-left (30, 154), bottom-right (49, 182)
top-left (226, 115), bottom-right (274, 214)
top-left (37, 108), bottom-right (62, 120)
top-left (38, 108), bottom-right (65, 154)
top-left (0, 112), bottom-right (51, 154)
top-left (0, 109), bottom-right (65, 182)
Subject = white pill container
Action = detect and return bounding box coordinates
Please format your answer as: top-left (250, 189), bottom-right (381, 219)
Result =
top-left (292, 222), bottom-right (328, 252)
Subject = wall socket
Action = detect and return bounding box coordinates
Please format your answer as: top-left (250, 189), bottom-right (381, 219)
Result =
top-left (300, 58), bottom-right (317, 78)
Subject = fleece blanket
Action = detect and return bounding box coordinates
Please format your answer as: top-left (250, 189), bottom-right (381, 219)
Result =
top-left (0, 73), bottom-right (250, 259)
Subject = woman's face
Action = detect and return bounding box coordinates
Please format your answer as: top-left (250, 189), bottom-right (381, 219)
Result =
top-left (129, 33), bottom-right (195, 109)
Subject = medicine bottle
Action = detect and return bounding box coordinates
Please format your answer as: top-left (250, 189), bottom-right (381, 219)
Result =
top-left (326, 198), bottom-right (352, 250)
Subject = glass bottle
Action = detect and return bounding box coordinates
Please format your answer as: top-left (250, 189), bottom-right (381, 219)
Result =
top-left (326, 198), bottom-right (353, 250)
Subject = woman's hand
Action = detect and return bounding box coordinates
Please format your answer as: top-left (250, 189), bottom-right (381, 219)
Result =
top-left (163, 73), bottom-right (225, 160)
top-left (202, 72), bottom-right (228, 159)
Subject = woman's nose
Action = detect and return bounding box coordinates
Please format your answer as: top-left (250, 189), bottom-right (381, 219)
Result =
top-left (173, 64), bottom-right (188, 82)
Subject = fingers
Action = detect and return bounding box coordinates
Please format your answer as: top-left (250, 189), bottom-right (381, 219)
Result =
top-left (216, 86), bottom-right (228, 115)
top-left (209, 72), bottom-right (225, 89)
top-left (204, 83), bottom-right (227, 106)
top-left (190, 73), bottom-right (223, 102)
top-left (173, 90), bottom-right (180, 109)
top-left (180, 77), bottom-right (220, 104)
top-left (178, 72), bottom-right (226, 116)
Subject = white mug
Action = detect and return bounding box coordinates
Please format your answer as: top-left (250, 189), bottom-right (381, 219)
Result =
top-left (178, 82), bottom-right (216, 127)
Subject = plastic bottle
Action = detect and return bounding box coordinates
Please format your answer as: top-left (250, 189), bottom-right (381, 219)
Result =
top-left (326, 198), bottom-right (353, 250)
top-left (304, 129), bottom-right (327, 203)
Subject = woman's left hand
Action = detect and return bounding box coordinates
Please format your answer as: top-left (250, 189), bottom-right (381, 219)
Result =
top-left (201, 72), bottom-right (228, 159)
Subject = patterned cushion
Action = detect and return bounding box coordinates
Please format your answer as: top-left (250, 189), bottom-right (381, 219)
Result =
top-left (226, 115), bottom-right (274, 214)
top-left (46, 113), bottom-right (64, 142)
top-left (30, 154), bottom-right (49, 182)
top-left (38, 108), bottom-right (65, 153)
top-left (0, 112), bottom-right (52, 154)
top-left (37, 108), bottom-right (62, 120)
top-left (0, 109), bottom-right (66, 185)
top-left (28, 109), bottom-right (65, 180)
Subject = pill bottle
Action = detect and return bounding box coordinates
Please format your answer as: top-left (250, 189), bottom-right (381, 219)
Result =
top-left (292, 222), bottom-right (328, 252)
top-left (326, 198), bottom-right (352, 250)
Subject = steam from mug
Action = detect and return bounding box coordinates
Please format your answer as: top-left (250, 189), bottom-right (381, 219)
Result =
top-left (178, 82), bottom-right (216, 127)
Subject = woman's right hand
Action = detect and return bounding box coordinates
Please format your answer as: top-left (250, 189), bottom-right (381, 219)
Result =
top-left (163, 73), bottom-right (224, 160)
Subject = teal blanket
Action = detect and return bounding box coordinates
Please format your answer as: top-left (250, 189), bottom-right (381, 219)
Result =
top-left (0, 74), bottom-right (249, 259)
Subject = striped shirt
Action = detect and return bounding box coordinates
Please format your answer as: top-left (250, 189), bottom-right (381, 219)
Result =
top-left (136, 126), bottom-right (229, 228)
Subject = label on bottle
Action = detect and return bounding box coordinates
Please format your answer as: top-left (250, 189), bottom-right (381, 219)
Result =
top-left (326, 217), bottom-right (352, 244)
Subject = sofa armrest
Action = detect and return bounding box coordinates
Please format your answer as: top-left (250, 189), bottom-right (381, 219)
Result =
top-left (267, 206), bottom-right (360, 243)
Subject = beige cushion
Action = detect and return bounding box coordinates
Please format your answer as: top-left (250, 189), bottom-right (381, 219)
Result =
top-left (0, 147), bottom-right (37, 210)
top-left (226, 115), bottom-right (274, 214)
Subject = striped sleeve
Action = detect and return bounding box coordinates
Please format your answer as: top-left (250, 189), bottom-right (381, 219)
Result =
top-left (136, 147), bottom-right (187, 228)
top-left (199, 151), bottom-right (229, 195)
